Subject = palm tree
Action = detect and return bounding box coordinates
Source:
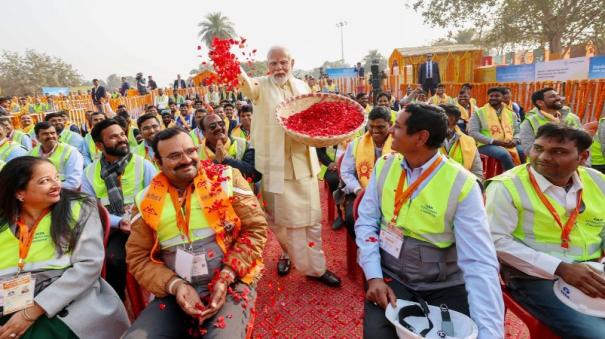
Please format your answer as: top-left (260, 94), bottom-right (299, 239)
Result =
top-left (197, 12), bottom-right (237, 48)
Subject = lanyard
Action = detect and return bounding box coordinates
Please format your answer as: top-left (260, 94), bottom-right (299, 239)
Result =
top-left (526, 165), bottom-right (582, 249)
top-left (168, 185), bottom-right (193, 244)
top-left (391, 156), bottom-right (443, 226)
top-left (16, 209), bottom-right (50, 272)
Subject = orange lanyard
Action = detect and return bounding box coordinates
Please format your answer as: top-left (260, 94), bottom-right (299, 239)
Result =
top-left (391, 156), bottom-right (443, 225)
top-left (168, 185), bottom-right (193, 244)
top-left (16, 209), bottom-right (50, 272)
top-left (526, 166), bottom-right (582, 249)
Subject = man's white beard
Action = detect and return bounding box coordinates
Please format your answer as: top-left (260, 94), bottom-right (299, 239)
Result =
top-left (272, 73), bottom-right (291, 86)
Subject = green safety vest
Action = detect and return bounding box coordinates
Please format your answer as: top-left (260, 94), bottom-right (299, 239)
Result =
top-left (134, 167), bottom-right (234, 249)
top-left (29, 143), bottom-right (74, 181)
top-left (132, 142), bottom-right (159, 170)
top-left (0, 159), bottom-right (5, 170)
top-left (127, 127), bottom-right (138, 147)
top-left (199, 137), bottom-right (247, 161)
top-left (0, 141), bottom-right (21, 162)
top-left (10, 131), bottom-right (27, 147)
top-left (375, 154), bottom-right (476, 248)
top-left (475, 106), bottom-right (516, 146)
top-left (590, 118), bottom-right (605, 166)
top-left (84, 154), bottom-right (146, 207)
top-left (59, 129), bottom-right (77, 146)
top-left (189, 129), bottom-right (203, 146)
top-left (318, 146), bottom-right (337, 180)
top-left (84, 134), bottom-right (101, 162)
top-left (525, 108), bottom-right (582, 133)
top-left (489, 165), bottom-right (605, 261)
top-left (0, 202), bottom-right (82, 277)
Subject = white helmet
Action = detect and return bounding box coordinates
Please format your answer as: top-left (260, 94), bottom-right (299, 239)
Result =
top-left (385, 299), bottom-right (478, 339)
top-left (553, 260), bottom-right (605, 317)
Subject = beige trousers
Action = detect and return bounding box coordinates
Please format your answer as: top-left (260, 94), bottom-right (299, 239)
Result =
top-left (263, 176), bottom-right (327, 277)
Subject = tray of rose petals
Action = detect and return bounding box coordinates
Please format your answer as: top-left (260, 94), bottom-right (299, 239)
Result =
top-left (275, 93), bottom-right (367, 148)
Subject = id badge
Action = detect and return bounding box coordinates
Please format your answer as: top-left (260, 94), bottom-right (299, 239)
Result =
top-left (379, 225), bottom-right (404, 258)
top-left (1, 273), bottom-right (35, 315)
top-left (175, 248), bottom-right (209, 283)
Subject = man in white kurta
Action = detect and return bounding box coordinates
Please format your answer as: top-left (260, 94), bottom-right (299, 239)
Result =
top-left (239, 46), bottom-right (341, 286)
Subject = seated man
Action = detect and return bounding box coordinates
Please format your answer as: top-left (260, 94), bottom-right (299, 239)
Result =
top-left (453, 90), bottom-right (477, 132)
top-left (199, 113), bottom-right (260, 183)
top-left (0, 122), bottom-right (28, 163)
top-left (124, 127), bottom-right (267, 338)
top-left (132, 113), bottom-right (162, 167)
top-left (428, 83), bottom-right (453, 105)
top-left (0, 116), bottom-right (32, 150)
top-left (82, 111), bottom-right (106, 165)
top-left (45, 111), bottom-right (86, 156)
top-left (520, 87), bottom-right (583, 155)
top-left (487, 123), bottom-right (605, 338)
top-left (469, 87), bottom-right (525, 170)
top-left (230, 104), bottom-right (252, 141)
top-left (439, 104), bottom-right (483, 181)
top-left (190, 108), bottom-right (207, 145)
top-left (29, 121), bottom-right (84, 190)
top-left (356, 103), bottom-right (503, 338)
top-left (340, 106), bottom-right (392, 237)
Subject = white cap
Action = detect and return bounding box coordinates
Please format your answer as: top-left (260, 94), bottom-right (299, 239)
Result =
top-left (553, 261), bottom-right (605, 317)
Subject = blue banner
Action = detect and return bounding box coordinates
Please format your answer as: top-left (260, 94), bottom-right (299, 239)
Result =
top-left (42, 87), bottom-right (70, 95)
top-left (589, 55), bottom-right (605, 80)
top-left (496, 64), bottom-right (535, 82)
top-left (325, 67), bottom-right (357, 79)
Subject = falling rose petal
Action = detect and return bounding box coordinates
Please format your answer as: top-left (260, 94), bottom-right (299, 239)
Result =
top-left (308, 242), bottom-right (315, 247)
top-left (197, 45), bottom-right (202, 50)
top-left (159, 303), bottom-right (166, 310)
top-left (366, 236), bottom-right (378, 243)
top-left (240, 37), bottom-right (247, 44)
top-left (207, 249), bottom-right (215, 259)
top-left (252, 49), bottom-right (257, 53)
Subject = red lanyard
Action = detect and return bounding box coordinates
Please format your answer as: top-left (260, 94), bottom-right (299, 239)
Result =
top-left (391, 157), bottom-right (443, 225)
top-left (16, 209), bottom-right (51, 271)
top-left (526, 166), bottom-right (582, 249)
top-left (168, 185), bottom-right (193, 244)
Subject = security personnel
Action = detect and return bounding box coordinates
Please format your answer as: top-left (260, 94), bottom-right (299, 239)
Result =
top-left (439, 104), bottom-right (484, 180)
top-left (468, 87), bottom-right (524, 170)
top-left (29, 122), bottom-right (84, 190)
top-left (0, 122), bottom-right (27, 162)
top-left (45, 111), bottom-right (86, 156)
top-left (487, 123), bottom-right (605, 337)
top-left (590, 117), bottom-right (605, 174)
top-left (520, 88), bottom-right (583, 155)
top-left (82, 111), bottom-right (107, 165)
top-left (339, 106), bottom-right (393, 235)
top-left (0, 116), bottom-right (32, 151)
top-left (81, 118), bottom-right (156, 300)
top-left (198, 113), bottom-right (260, 182)
top-left (356, 104), bottom-right (503, 338)
top-left (132, 113), bottom-right (161, 168)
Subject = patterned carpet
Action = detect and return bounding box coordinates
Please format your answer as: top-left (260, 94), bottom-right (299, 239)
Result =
top-left (253, 184), bottom-right (531, 338)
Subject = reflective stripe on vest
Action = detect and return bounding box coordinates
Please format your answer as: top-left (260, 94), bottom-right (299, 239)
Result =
top-left (230, 137), bottom-right (247, 160)
top-left (30, 143), bottom-right (73, 181)
top-left (375, 154), bottom-right (475, 247)
top-left (0, 141), bottom-right (18, 161)
top-left (590, 118), bottom-right (605, 166)
top-left (135, 167), bottom-right (234, 249)
top-left (85, 154), bottom-right (145, 206)
top-left (490, 165), bottom-right (604, 261)
top-left (0, 202), bottom-right (82, 277)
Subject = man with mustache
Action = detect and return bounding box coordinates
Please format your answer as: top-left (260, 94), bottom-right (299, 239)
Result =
top-left (45, 111), bottom-right (86, 157)
top-left (0, 121), bottom-right (28, 163)
top-left (520, 88), bottom-right (583, 155)
top-left (238, 46), bottom-right (341, 286)
top-left (29, 121), bottom-right (84, 190)
top-left (132, 113), bottom-right (162, 168)
top-left (123, 128), bottom-right (267, 338)
top-left (82, 111), bottom-right (107, 165)
top-left (82, 118), bottom-right (156, 300)
top-left (486, 123), bottom-right (605, 337)
top-left (0, 116), bottom-right (32, 151)
top-left (199, 113), bottom-right (260, 183)
top-left (190, 108), bottom-right (207, 145)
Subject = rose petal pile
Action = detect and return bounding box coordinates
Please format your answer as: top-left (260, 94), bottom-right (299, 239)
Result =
top-left (283, 101), bottom-right (364, 137)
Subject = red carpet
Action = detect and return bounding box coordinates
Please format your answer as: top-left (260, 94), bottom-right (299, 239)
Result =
top-left (253, 184), bottom-right (531, 338)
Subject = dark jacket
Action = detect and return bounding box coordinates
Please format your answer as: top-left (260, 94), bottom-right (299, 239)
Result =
top-left (418, 61), bottom-right (441, 84)
top-left (91, 86), bottom-right (106, 104)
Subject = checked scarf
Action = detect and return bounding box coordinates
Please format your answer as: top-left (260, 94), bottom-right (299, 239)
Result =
top-left (100, 153), bottom-right (132, 216)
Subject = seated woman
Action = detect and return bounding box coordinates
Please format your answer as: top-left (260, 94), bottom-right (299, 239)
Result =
top-left (0, 156), bottom-right (129, 339)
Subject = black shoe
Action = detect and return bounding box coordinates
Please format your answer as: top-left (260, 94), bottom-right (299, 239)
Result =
top-left (315, 270), bottom-right (341, 287)
top-left (277, 257), bottom-right (291, 276)
top-left (332, 215), bottom-right (344, 230)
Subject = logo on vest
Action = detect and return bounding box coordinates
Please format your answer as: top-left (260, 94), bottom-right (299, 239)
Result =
top-left (420, 204), bottom-right (437, 217)
top-left (33, 231), bottom-right (49, 243)
top-left (585, 217), bottom-right (605, 228)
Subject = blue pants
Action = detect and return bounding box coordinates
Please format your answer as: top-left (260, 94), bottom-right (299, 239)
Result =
top-left (478, 144), bottom-right (525, 170)
top-left (507, 278), bottom-right (605, 339)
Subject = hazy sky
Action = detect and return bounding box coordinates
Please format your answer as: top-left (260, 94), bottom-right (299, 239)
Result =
top-left (1, 0), bottom-right (447, 87)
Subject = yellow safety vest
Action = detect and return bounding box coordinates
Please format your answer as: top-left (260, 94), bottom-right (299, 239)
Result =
top-left (0, 202), bottom-right (82, 277)
top-left (84, 154), bottom-right (146, 207)
top-left (84, 134), bottom-right (102, 162)
top-left (375, 154), bottom-right (476, 248)
top-left (590, 118), bottom-right (605, 166)
top-left (489, 165), bottom-right (604, 261)
top-left (474, 105), bottom-right (516, 146)
top-left (0, 141), bottom-right (21, 162)
top-left (29, 143), bottom-right (74, 181)
top-left (199, 137), bottom-right (247, 161)
top-left (525, 108), bottom-right (582, 133)
top-left (440, 130), bottom-right (477, 171)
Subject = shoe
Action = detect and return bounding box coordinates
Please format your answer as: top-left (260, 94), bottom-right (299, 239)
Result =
top-left (315, 270), bottom-right (341, 287)
top-left (277, 256), bottom-right (291, 276)
top-left (332, 215), bottom-right (344, 230)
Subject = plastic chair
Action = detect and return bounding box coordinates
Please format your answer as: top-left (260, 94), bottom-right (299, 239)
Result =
top-left (480, 154), bottom-right (503, 180)
top-left (346, 189), bottom-right (365, 280)
top-left (501, 280), bottom-right (560, 339)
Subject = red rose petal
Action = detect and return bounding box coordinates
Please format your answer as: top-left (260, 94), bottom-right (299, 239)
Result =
top-left (159, 303), bottom-right (166, 310)
top-left (308, 241), bottom-right (315, 247)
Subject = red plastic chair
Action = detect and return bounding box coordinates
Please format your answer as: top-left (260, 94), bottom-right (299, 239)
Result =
top-left (98, 203), bottom-right (110, 279)
top-left (126, 272), bottom-right (147, 319)
top-left (501, 280), bottom-right (560, 338)
top-left (480, 154), bottom-right (503, 179)
top-left (347, 189), bottom-right (365, 279)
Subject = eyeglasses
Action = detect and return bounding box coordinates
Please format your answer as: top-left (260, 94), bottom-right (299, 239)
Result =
top-left (162, 146), bottom-right (199, 162)
top-left (207, 121), bottom-right (225, 131)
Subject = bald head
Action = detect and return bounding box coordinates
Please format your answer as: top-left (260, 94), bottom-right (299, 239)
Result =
top-left (267, 46), bottom-right (294, 85)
